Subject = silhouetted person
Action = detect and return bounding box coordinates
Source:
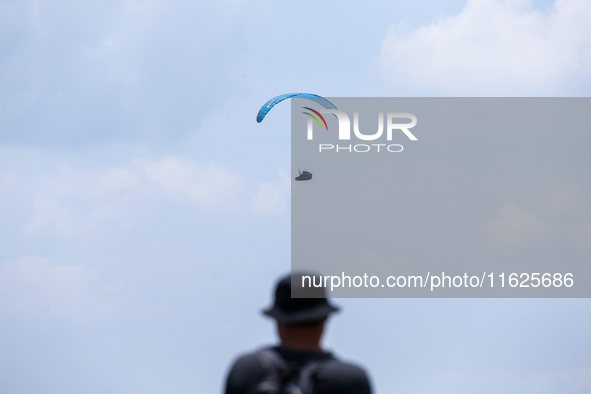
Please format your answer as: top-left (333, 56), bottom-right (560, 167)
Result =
top-left (224, 272), bottom-right (372, 394)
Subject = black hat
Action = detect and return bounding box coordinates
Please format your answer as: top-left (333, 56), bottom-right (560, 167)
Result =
top-left (263, 272), bottom-right (340, 324)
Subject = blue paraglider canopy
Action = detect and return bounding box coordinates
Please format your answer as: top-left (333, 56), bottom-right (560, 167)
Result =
top-left (256, 93), bottom-right (337, 123)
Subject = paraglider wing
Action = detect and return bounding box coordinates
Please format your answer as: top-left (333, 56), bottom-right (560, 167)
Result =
top-left (256, 93), bottom-right (337, 123)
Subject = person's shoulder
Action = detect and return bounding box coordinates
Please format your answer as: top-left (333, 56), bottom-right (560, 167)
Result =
top-left (321, 357), bottom-right (370, 380)
top-left (315, 355), bottom-right (372, 394)
top-left (230, 350), bottom-right (261, 369)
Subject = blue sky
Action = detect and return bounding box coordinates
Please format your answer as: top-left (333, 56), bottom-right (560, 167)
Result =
top-left (0, 0), bottom-right (590, 393)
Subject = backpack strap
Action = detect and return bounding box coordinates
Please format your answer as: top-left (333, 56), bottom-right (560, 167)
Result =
top-left (293, 360), bottom-right (327, 394)
top-left (253, 348), bottom-right (331, 394)
top-left (255, 348), bottom-right (287, 370)
top-left (254, 348), bottom-right (290, 393)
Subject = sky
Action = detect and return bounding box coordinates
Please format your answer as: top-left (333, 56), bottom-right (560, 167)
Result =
top-left (0, 0), bottom-right (590, 393)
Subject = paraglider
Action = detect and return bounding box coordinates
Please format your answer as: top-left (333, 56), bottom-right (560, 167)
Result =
top-left (257, 93), bottom-right (334, 183)
top-left (295, 170), bottom-right (312, 181)
top-left (256, 93), bottom-right (337, 123)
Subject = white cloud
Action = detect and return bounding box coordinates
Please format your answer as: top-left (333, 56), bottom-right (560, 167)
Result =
top-left (137, 157), bottom-right (242, 209)
top-left (26, 194), bottom-right (121, 236)
top-left (380, 0), bottom-right (591, 95)
top-left (92, 167), bottom-right (142, 197)
top-left (0, 170), bottom-right (22, 192)
top-left (542, 182), bottom-right (587, 213)
top-left (0, 255), bottom-right (124, 316)
top-left (480, 202), bottom-right (546, 249)
top-left (251, 170), bottom-right (290, 214)
top-left (24, 156), bottom-right (243, 236)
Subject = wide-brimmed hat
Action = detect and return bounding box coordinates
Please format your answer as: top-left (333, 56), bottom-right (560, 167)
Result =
top-left (263, 272), bottom-right (340, 324)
